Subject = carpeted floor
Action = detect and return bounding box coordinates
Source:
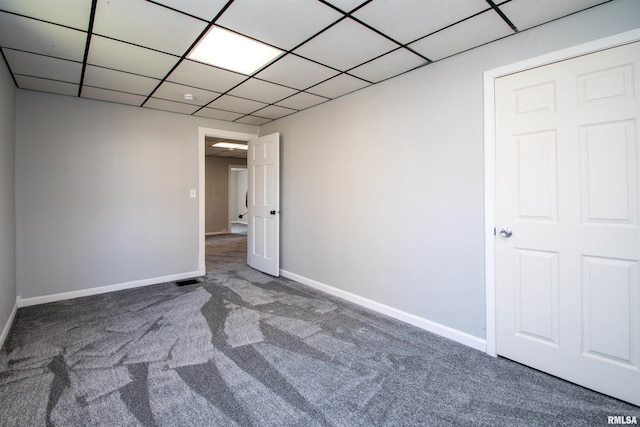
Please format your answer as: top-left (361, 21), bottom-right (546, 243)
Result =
top-left (0, 232), bottom-right (638, 426)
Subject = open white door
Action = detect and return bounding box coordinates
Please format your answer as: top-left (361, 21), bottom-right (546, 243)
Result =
top-left (248, 133), bottom-right (280, 276)
top-left (495, 42), bottom-right (640, 406)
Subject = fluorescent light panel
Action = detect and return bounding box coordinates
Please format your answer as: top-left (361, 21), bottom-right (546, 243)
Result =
top-left (212, 142), bottom-right (248, 150)
top-left (188, 27), bottom-right (283, 75)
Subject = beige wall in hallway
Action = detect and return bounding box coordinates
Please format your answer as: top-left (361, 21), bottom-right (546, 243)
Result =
top-left (205, 156), bottom-right (247, 234)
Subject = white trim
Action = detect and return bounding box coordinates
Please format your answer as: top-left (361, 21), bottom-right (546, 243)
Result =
top-left (198, 127), bottom-right (257, 274)
top-left (483, 29), bottom-right (640, 358)
top-left (17, 271), bottom-right (201, 308)
top-left (205, 231), bottom-right (228, 236)
top-left (281, 269), bottom-right (487, 352)
top-left (0, 300), bottom-right (18, 349)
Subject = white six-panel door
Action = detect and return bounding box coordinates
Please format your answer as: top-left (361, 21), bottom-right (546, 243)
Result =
top-left (495, 42), bottom-right (640, 406)
top-left (248, 133), bottom-right (280, 276)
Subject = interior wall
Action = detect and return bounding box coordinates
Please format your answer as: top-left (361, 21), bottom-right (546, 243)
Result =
top-left (260, 0), bottom-right (640, 339)
top-left (205, 156), bottom-right (247, 233)
top-left (15, 91), bottom-right (256, 300)
top-left (0, 55), bottom-right (16, 339)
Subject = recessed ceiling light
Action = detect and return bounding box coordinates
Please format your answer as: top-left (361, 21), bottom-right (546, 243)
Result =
top-left (188, 27), bottom-right (283, 75)
top-left (212, 142), bottom-right (248, 150)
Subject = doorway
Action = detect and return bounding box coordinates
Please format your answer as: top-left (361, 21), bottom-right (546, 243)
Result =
top-left (198, 128), bottom-right (257, 273)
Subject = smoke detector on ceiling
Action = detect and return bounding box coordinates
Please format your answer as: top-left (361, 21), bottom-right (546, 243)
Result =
top-left (183, 93), bottom-right (195, 101)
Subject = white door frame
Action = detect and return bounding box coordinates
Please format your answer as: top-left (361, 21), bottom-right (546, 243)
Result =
top-left (198, 127), bottom-right (258, 274)
top-left (483, 28), bottom-right (640, 357)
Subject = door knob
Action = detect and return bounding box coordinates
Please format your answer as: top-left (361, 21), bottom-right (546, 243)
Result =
top-left (499, 228), bottom-right (513, 238)
top-left (270, 210), bottom-right (276, 215)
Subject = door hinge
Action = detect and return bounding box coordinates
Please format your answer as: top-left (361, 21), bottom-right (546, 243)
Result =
top-left (493, 227), bottom-right (496, 236)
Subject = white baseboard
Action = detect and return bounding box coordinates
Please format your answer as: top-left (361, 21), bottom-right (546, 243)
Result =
top-left (17, 270), bottom-right (203, 308)
top-left (280, 269), bottom-right (487, 353)
top-left (1, 299), bottom-right (18, 349)
top-left (205, 231), bottom-right (228, 236)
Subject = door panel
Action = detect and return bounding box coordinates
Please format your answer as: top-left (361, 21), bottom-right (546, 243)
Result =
top-left (248, 133), bottom-right (280, 276)
top-left (495, 41), bottom-right (640, 406)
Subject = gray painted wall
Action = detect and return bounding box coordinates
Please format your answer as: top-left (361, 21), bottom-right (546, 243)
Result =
top-left (15, 91), bottom-right (256, 299)
top-left (0, 51), bottom-right (16, 335)
top-left (261, 0), bottom-right (640, 339)
top-left (205, 156), bottom-right (247, 234)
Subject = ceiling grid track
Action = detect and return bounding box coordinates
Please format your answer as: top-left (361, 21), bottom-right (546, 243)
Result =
top-left (0, 0), bottom-right (613, 125)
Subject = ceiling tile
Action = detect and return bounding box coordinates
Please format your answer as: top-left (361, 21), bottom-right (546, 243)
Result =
top-left (206, 95), bottom-right (267, 114)
top-left (15, 75), bottom-right (78, 96)
top-left (235, 116), bottom-right (272, 126)
top-left (409, 10), bottom-right (514, 61)
top-left (322, 0), bottom-right (368, 13)
top-left (194, 108), bottom-right (244, 122)
top-left (167, 59), bottom-right (246, 93)
top-left (252, 105), bottom-right (296, 120)
top-left (153, 81), bottom-right (220, 106)
top-left (144, 98), bottom-right (200, 115)
top-left (83, 65), bottom-right (160, 95)
top-left (275, 92), bottom-right (328, 110)
top-left (353, 0), bottom-right (489, 44)
top-left (216, 0), bottom-right (342, 50)
top-left (294, 18), bottom-right (398, 71)
top-left (0, 0), bottom-right (92, 30)
top-left (81, 86), bottom-right (147, 106)
top-left (499, 0), bottom-right (609, 31)
top-left (92, 0), bottom-right (207, 56)
top-left (2, 49), bottom-right (82, 83)
top-left (255, 54), bottom-right (339, 90)
top-left (349, 48), bottom-right (427, 83)
top-left (307, 74), bottom-right (369, 99)
top-left (150, 0), bottom-right (228, 21)
top-left (228, 79), bottom-right (297, 104)
top-left (0, 13), bottom-right (86, 61)
top-left (87, 36), bottom-right (178, 79)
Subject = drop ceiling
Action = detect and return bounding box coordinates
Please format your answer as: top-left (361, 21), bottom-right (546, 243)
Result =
top-left (0, 0), bottom-right (611, 125)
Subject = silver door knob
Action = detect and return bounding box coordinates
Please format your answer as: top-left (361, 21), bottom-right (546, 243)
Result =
top-left (499, 228), bottom-right (513, 238)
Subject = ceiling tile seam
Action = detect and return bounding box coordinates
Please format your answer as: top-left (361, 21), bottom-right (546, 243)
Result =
top-left (78, 0), bottom-right (99, 97)
top-left (84, 63), bottom-right (163, 82)
top-left (242, 79), bottom-right (374, 123)
top-left (243, 104), bottom-right (297, 120)
top-left (315, 0), bottom-right (373, 18)
top-left (144, 0), bottom-right (209, 24)
top-left (140, 0), bottom-right (237, 108)
top-left (15, 73), bottom-right (79, 86)
top-left (367, 61), bottom-right (433, 86)
top-left (91, 33), bottom-right (182, 58)
top-left (0, 48), bottom-right (18, 87)
top-left (0, 9), bottom-right (88, 33)
top-left (403, 7), bottom-right (495, 48)
top-left (83, 84), bottom-right (153, 97)
top-left (485, 0), bottom-right (518, 32)
top-left (341, 46), bottom-right (422, 75)
top-left (277, 90), bottom-right (330, 105)
top-left (513, 0), bottom-right (615, 34)
top-left (2, 47), bottom-right (84, 65)
top-left (345, 15), bottom-right (430, 61)
top-left (150, 96), bottom-right (246, 111)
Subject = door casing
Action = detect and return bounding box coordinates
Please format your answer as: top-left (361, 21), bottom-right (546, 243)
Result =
top-left (198, 127), bottom-right (257, 274)
top-left (483, 28), bottom-right (640, 357)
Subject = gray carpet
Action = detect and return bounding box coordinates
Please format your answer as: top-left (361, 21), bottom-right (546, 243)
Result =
top-left (1, 232), bottom-right (638, 426)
